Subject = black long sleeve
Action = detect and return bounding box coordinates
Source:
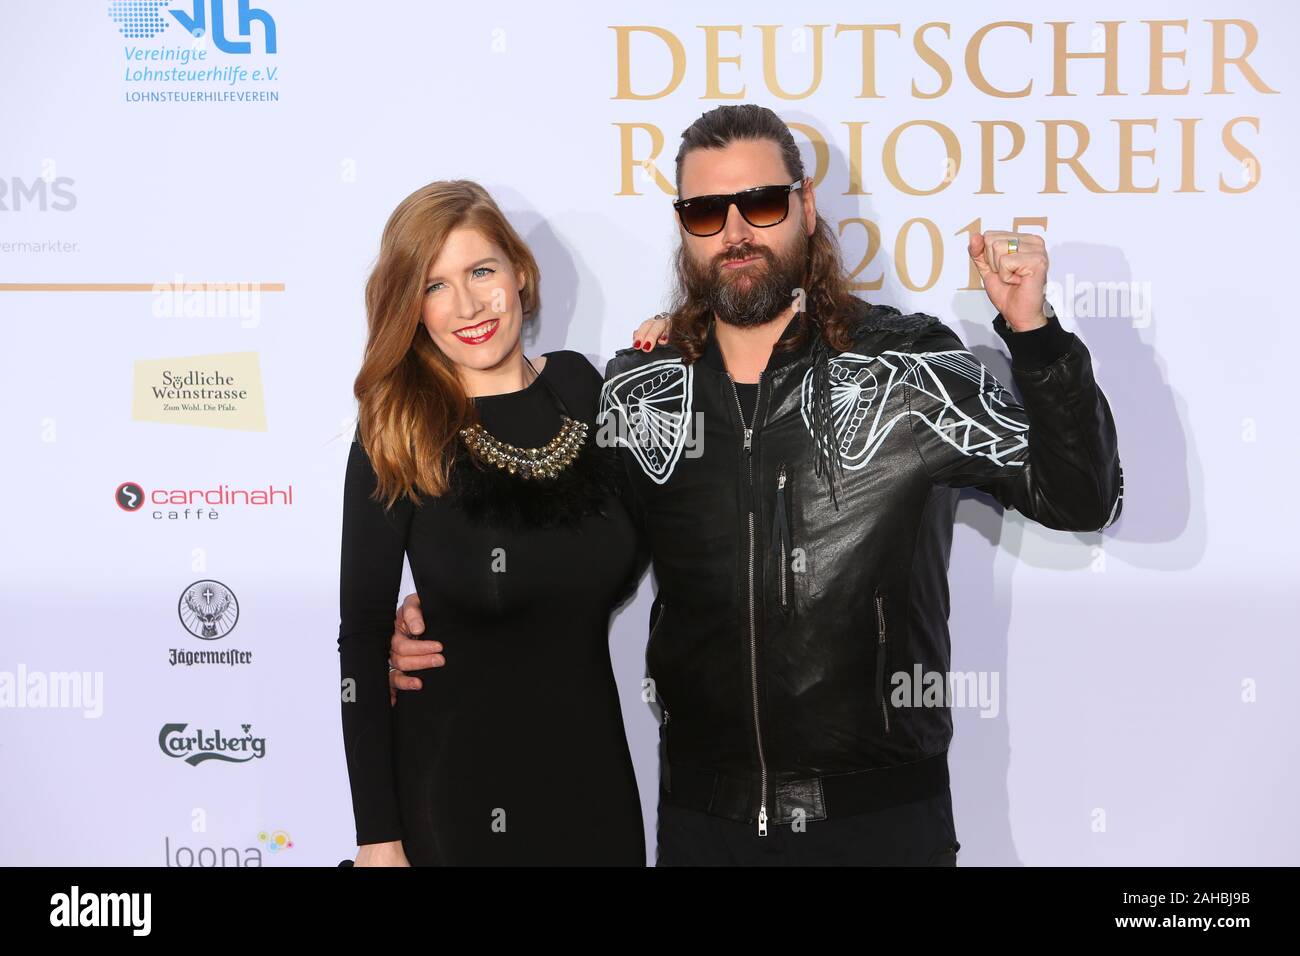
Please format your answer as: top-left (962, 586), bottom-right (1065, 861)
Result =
top-left (608, 440), bottom-right (652, 608)
top-left (904, 314), bottom-right (1123, 533)
top-left (336, 351), bottom-right (644, 864)
top-left (583, 358), bottom-right (651, 609)
top-left (338, 434), bottom-right (413, 846)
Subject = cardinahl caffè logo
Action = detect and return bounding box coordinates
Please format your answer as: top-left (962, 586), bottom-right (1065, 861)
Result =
top-left (116, 479), bottom-right (294, 521)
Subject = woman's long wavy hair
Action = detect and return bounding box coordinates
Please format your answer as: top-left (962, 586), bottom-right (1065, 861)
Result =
top-left (666, 104), bottom-right (864, 364)
top-left (353, 180), bottom-right (541, 510)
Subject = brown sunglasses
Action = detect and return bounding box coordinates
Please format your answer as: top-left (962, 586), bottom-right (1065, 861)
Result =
top-left (673, 179), bottom-right (804, 238)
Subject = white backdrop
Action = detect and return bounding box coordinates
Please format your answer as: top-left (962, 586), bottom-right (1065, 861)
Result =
top-left (1, 0), bottom-right (1296, 865)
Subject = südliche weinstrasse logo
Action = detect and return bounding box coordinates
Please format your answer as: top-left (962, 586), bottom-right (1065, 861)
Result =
top-left (131, 352), bottom-right (268, 430)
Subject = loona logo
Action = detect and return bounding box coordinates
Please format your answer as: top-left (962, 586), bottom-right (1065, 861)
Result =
top-left (108, 0), bottom-right (277, 54)
top-left (178, 580), bottom-right (239, 639)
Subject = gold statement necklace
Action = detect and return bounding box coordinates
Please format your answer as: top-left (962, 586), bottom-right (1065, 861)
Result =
top-left (458, 359), bottom-right (588, 481)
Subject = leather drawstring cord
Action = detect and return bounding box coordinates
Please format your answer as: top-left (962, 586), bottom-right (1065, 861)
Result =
top-left (809, 327), bottom-right (844, 512)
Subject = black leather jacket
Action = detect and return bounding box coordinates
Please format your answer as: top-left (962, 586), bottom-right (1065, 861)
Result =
top-left (597, 298), bottom-right (1123, 835)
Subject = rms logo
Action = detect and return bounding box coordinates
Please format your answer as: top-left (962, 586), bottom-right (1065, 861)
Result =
top-left (108, 0), bottom-right (277, 54)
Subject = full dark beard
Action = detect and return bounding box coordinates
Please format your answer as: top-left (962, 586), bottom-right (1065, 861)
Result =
top-left (676, 233), bottom-right (808, 329)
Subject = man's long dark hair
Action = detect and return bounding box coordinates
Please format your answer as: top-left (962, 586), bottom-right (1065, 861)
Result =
top-left (665, 104), bottom-right (864, 366)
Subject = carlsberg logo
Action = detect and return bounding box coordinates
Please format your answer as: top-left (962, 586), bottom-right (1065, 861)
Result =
top-left (158, 722), bottom-right (267, 765)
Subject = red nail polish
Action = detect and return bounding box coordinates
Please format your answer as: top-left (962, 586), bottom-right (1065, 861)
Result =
top-left (643, 342), bottom-right (651, 351)
top-left (633, 339), bottom-right (641, 348)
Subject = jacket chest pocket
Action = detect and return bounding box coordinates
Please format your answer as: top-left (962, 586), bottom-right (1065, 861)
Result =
top-left (647, 599), bottom-right (671, 726)
top-left (874, 587), bottom-right (892, 735)
top-left (772, 461), bottom-right (823, 607)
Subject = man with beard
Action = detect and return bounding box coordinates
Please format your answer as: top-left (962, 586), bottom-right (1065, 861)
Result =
top-left (385, 104), bottom-right (1123, 865)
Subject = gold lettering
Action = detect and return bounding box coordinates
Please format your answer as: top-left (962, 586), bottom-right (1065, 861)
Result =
top-left (966, 21), bottom-right (1032, 97)
top-left (958, 218), bottom-right (984, 290)
top-left (1049, 21), bottom-right (1124, 96)
top-left (1208, 19), bottom-right (1280, 94)
top-left (1040, 120), bottom-right (1111, 193)
top-left (835, 24), bottom-right (901, 98)
top-left (610, 26), bottom-right (685, 100)
top-left (1176, 117), bottom-right (1203, 193)
top-left (1116, 118), bottom-right (1160, 192)
top-left (702, 25), bottom-right (745, 99)
top-left (974, 121), bottom-right (1027, 194)
top-left (1144, 20), bottom-right (1190, 95)
top-left (843, 121), bottom-right (871, 196)
top-left (612, 123), bottom-right (675, 196)
top-left (759, 24), bottom-right (827, 99)
top-left (1219, 116), bottom-right (1261, 192)
top-left (883, 121), bottom-right (961, 195)
top-left (894, 218), bottom-right (943, 292)
top-left (838, 218), bottom-right (884, 290)
top-left (913, 22), bottom-right (952, 99)
top-left (786, 121), bottom-right (830, 183)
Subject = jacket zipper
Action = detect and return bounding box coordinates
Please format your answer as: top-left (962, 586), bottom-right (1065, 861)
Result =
top-left (726, 371), bottom-right (769, 837)
top-left (649, 601), bottom-right (670, 724)
top-left (774, 462), bottom-right (789, 609)
top-left (874, 587), bottom-right (891, 734)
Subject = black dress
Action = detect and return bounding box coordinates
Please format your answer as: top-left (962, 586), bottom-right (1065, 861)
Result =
top-left (338, 350), bottom-right (648, 865)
